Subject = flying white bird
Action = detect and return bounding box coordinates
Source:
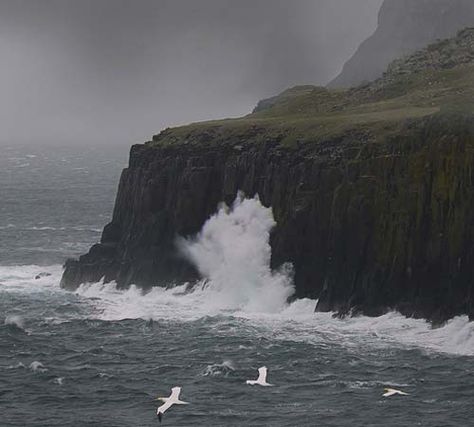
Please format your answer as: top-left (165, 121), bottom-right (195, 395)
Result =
top-left (155, 386), bottom-right (189, 423)
top-left (246, 366), bottom-right (274, 387)
top-left (383, 387), bottom-right (409, 397)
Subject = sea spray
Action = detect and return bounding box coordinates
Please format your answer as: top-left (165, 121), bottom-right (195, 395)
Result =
top-left (73, 279), bottom-right (474, 356)
top-left (202, 360), bottom-right (236, 377)
top-left (177, 193), bottom-right (294, 313)
top-left (4, 315), bottom-right (26, 331)
top-left (70, 195), bottom-right (474, 356)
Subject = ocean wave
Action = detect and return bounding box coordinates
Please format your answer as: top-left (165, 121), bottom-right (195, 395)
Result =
top-left (0, 224), bottom-right (16, 230)
top-left (53, 377), bottom-right (64, 385)
top-left (74, 279), bottom-right (474, 356)
top-left (0, 225), bottom-right (102, 232)
top-left (29, 361), bottom-right (47, 373)
top-left (73, 193), bottom-right (474, 357)
top-left (3, 252), bottom-right (474, 359)
top-left (4, 315), bottom-right (29, 334)
top-left (6, 362), bottom-right (26, 370)
top-left (202, 360), bottom-right (236, 377)
top-left (0, 265), bottom-right (63, 294)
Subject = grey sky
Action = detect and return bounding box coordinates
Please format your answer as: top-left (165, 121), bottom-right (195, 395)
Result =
top-left (0, 0), bottom-right (383, 146)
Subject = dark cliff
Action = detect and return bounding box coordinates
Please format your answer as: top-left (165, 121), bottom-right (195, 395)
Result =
top-left (62, 29), bottom-right (474, 324)
top-left (329, 0), bottom-right (474, 88)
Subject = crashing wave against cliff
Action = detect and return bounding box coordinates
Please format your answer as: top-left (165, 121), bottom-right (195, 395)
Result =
top-left (62, 29), bottom-right (474, 324)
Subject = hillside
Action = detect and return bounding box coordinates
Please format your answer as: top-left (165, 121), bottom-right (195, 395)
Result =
top-left (329, 0), bottom-right (474, 88)
top-left (150, 29), bottom-right (474, 149)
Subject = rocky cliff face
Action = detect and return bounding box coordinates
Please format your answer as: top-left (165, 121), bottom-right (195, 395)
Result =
top-left (329, 0), bottom-right (474, 88)
top-left (61, 114), bottom-right (474, 324)
top-left (62, 29), bottom-right (474, 324)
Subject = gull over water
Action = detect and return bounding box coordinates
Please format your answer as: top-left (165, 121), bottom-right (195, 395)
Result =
top-left (155, 386), bottom-right (189, 423)
top-left (246, 366), bottom-right (274, 387)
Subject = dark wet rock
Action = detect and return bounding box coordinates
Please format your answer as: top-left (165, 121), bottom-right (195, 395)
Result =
top-left (61, 112), bottom-right (474, 324)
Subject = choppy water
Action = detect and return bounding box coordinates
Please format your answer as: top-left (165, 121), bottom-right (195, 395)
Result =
top-left (2, 145), bottom-right (474, 426)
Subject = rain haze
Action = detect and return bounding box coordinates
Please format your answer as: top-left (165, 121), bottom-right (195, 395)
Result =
top-left (0, 0), bottom-right (383, 146)
top-left (4, 1), bottom-right (474, 426)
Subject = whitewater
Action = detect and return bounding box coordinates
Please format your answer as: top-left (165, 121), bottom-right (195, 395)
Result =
top-left (2, 145), bottom-right (474, 426)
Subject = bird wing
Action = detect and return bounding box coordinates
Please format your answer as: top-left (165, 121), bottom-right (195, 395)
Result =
top-left (157, 399), bottom-right (174, 415)
top-left (383, 388), bottom-right (408, 397)
top-left (257, 367), bottom-right (267, 383)
top-left (170, 387), bottom-right (181, 401)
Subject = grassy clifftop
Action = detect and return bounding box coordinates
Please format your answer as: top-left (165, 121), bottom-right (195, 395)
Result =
top-left (150, 28), bottom-right (474, 149)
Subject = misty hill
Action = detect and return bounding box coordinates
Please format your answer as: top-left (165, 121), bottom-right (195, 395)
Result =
top-left (328, 0), bottom-right (474, 88)
top-left (63, 29), bottom-right (474, 324)
top-left (153, 28), bottom-right (474, 147)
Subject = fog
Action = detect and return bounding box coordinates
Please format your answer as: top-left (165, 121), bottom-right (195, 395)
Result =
top-left (0, 0), bottom-right (383, 146)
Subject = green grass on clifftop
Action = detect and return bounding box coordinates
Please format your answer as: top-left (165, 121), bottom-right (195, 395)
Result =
top-left (150, 29), bottom-right (474, 149)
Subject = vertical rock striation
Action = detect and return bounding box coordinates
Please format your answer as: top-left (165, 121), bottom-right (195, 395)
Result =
top-left (62, 28), bottom-right (474, 324)
top-left (61, 113), bottom-right (474, 324)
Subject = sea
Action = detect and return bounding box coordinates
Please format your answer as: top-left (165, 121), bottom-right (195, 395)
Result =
top-left (1, 143), bottom-right (474, 427)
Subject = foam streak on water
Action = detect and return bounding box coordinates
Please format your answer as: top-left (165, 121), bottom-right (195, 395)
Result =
top-left (1, 264), bottom-right (472, 358)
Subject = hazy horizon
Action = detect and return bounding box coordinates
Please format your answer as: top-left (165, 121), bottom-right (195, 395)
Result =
top-left (0, 0), bottom-right (383, 146)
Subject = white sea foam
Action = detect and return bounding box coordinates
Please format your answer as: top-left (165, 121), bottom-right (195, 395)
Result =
top-left (72, 194), bottom-right (474, 356)
top-left (3, 264), bottom-right (474, 356)
top-left (177, 193), bottom-right (294, 313)
top-left (4, 314), bottom-right (26, 330)
top-left (0, 223), bottom-right (16, 230)
top-left (6, 362), bottom-right (26, 370)
top-left (74, 269), bottom-right (474, 356)
top-left (29, 361), bottom-right (47, 373)
top-left (28, 226), bottom-right (62, 231)
top-left (53, 377), bottom-right (64, 385)
top-left (0, 265), bottom-right (62, 293)
top-left (202, 360), bottom-right (236, 377)
top-left (2, 196), bottom-right (474, 357)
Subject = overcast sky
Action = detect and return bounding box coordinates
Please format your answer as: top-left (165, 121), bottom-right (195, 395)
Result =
top-left (0, 0), bottom-right (383, 146)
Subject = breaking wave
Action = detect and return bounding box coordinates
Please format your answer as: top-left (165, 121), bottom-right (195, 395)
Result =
top-left (29, 361), bottom-right (47, 373)
top-left (1, 266), bottom-right (474, 356)
top-left (4, 315), bottom-right (26, 331)
top-left (74, 279), bottom-right (474, 355)
top-left (2, 196), bottom-right (474, 356)
top-left (202, 360), bottom-right (236, 377)
top-left (177, 193), bottom-right (294, 313)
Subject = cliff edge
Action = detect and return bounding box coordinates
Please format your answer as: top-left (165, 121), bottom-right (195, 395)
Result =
top-left (62, 29), bottom-right (474, 324)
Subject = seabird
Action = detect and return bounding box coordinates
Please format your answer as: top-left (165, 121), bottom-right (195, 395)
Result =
top-left (383, 387), bottom-right (409, 397)
top-left (155, 386), bottom-right (189, 423)
top-left (246, 366), bottom-right (274, 386)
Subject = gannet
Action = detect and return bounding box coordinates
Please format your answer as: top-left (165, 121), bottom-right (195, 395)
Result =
top-left (383, 387), bottom-right (409, 397)
top-left (246, 366), bottom-right (274, 386)
top-left (156, 386), bottom-right (189, 423)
